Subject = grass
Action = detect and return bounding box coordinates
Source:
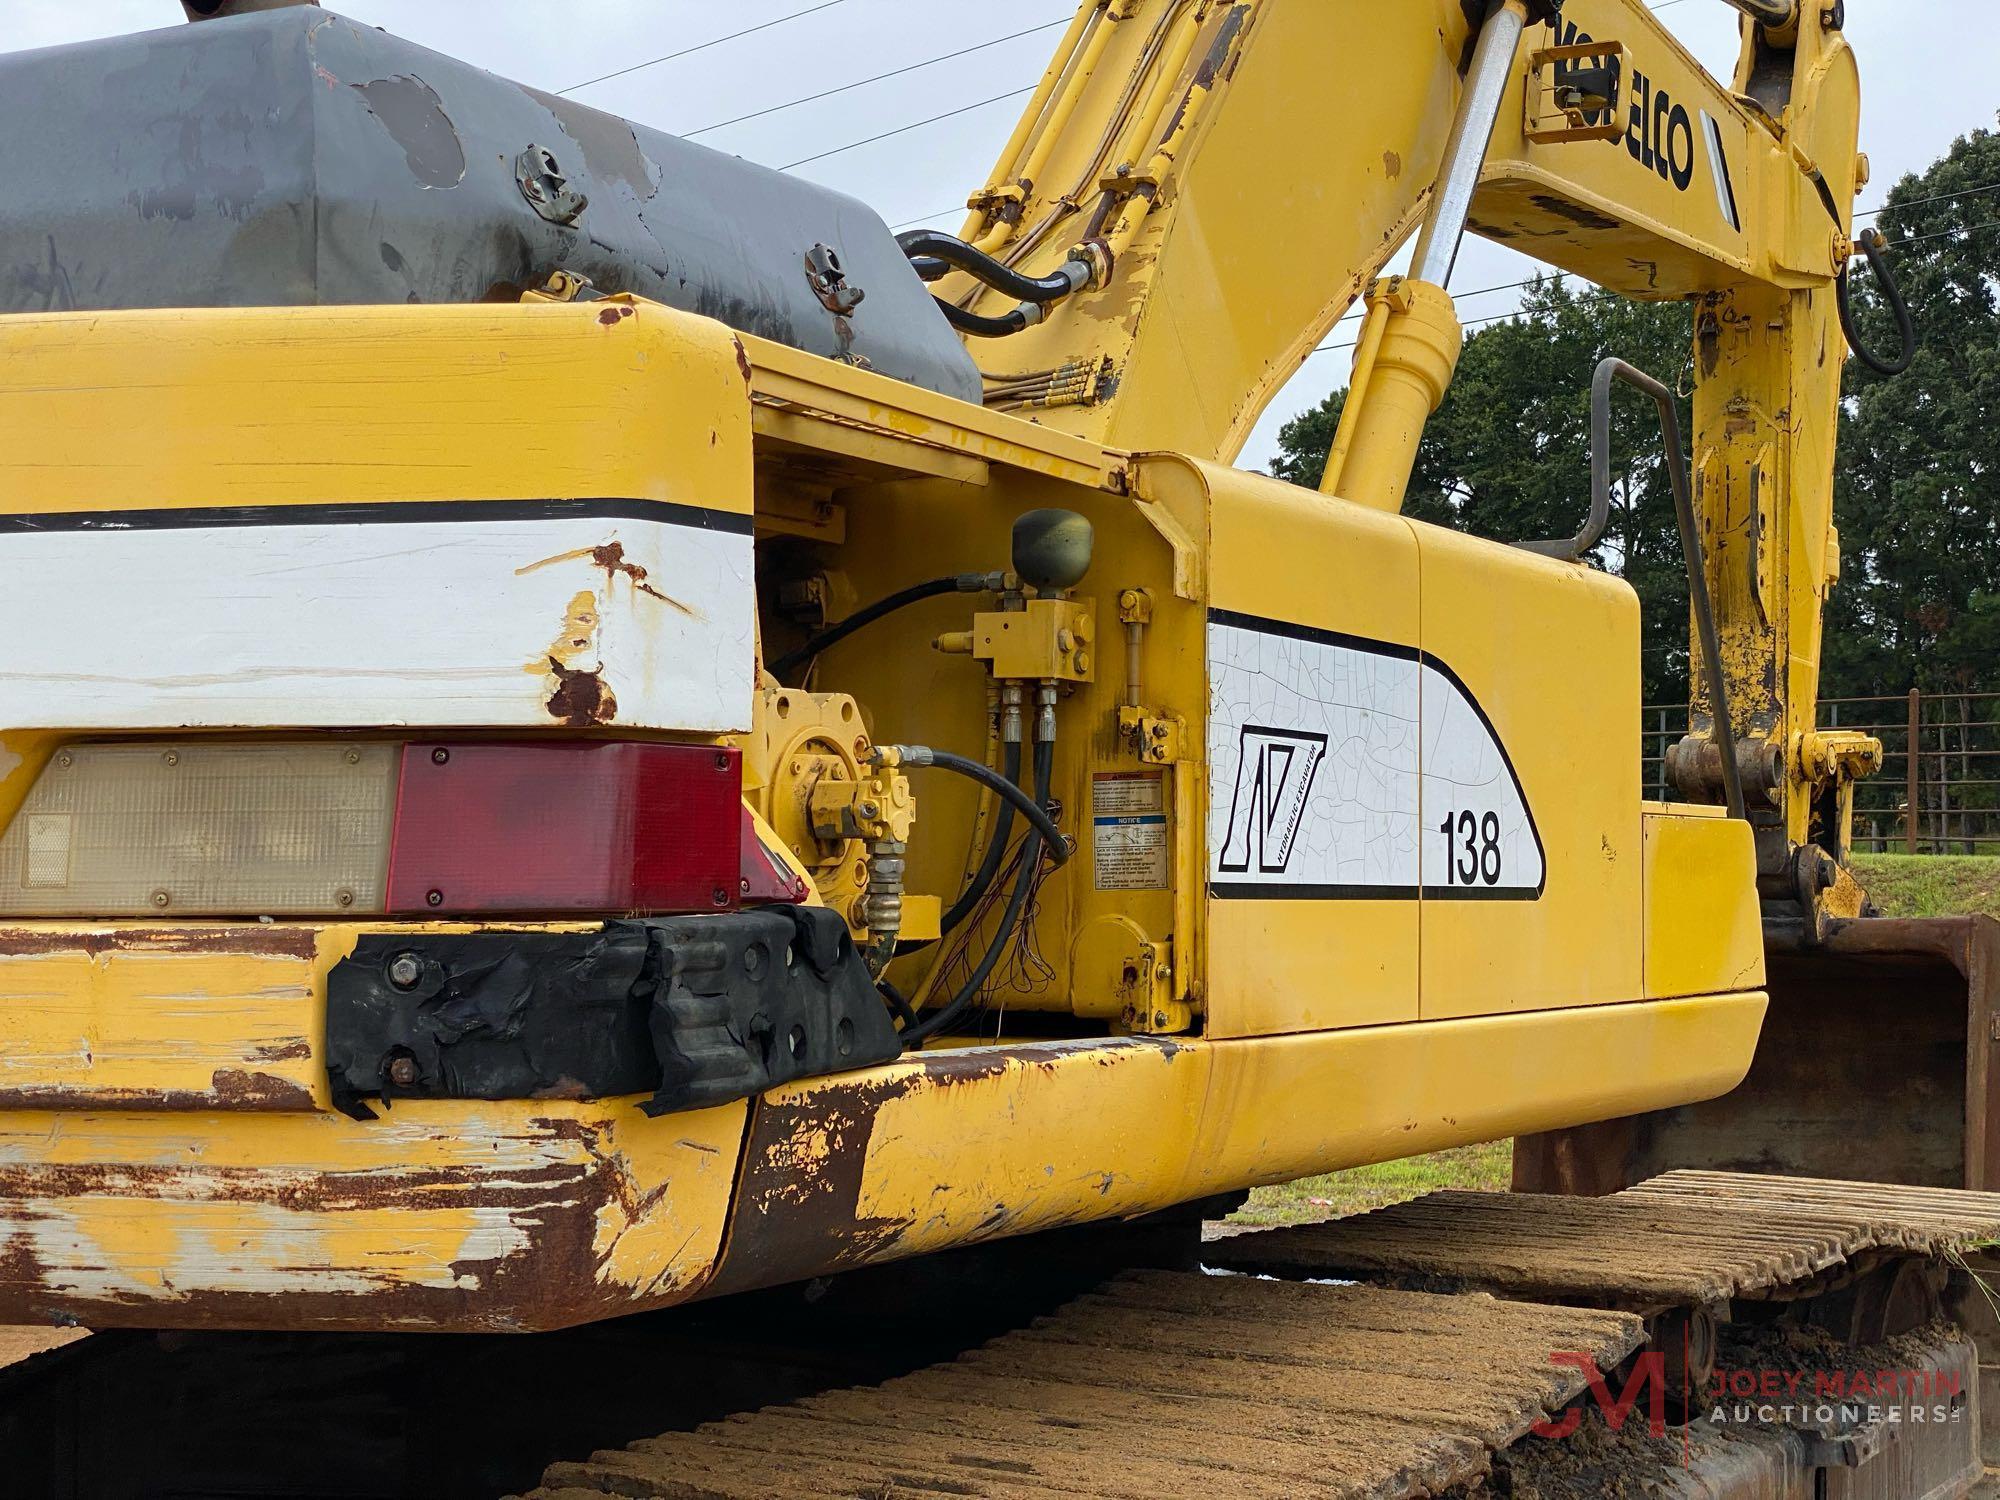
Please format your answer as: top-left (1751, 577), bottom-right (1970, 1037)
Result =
top-left (1219, 856), bottom-right (1998, 1232)
top-left (1228, 1139), bottom-right (1513, 1228)
top-left (1851, 854), bottom-right (2000, 919)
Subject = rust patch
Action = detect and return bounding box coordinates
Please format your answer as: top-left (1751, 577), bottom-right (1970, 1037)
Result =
top-left (208, 1069), bottom-right (317, 1111)
top-left (250, 1040), bottom-right (314, 1064)
top-left (546, 658), bottom-right (618, 727)
top-left (707, 1039), bottom-right (1188, 1298)
top-left (1383, 150), bottom-right (1403, 180)
top-left (516, 542), bottom-right (695, 615)
top-left (0, 1073), bottom-right (317, 1114)
top-left (535, 590), bottom-right (618, 726)
top-left (703, 1072), bottom-right (920, 1297)
top-left (1189, 4), bottom-right (1250, 92)
top-left (588, 541), bottom-right (691, 612)
top-left (0, 1120), bottom-right (676, 1332)
top-left (0, 926), bottom-right (318, 961)
top-left (595, 305), bottom-right (636, 326)
top-left (732, 335), bottom-right (753, 386)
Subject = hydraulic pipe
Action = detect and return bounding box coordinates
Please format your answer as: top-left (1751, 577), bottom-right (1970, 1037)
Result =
top-left (1317, 295), bottom-right (1393, 499)
top-left (1102, 2), bottom-right (1218, 265)
top-left (1409, 0), bottom-right (1532, 288)
top-left (967, 1), bottom-right (1127, 256)
top-left (1716, 0), bottom-right (1799, 27)
top-left (961, 0), bottom-right (1100, 243)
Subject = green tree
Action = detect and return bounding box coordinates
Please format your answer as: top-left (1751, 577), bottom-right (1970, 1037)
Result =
top-left (1270, 126), bottom-right (2000, 707)
top-left (1271, 278), bottom-right (1694, 702)
top-left (1826, 127), bottom-right (2000, 698)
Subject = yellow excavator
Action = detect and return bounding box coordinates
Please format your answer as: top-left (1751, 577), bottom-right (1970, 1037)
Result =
top-left (0, 0), bottom-right (1953, 1340)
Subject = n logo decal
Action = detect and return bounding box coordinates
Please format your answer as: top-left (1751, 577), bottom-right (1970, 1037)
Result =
top-left (1218, 726), bottom-right (1328, 875)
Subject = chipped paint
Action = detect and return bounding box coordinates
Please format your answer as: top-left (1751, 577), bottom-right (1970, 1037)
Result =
top-left (517, 541), bottom-right (696, 616)
top-left (348, 75), bottom-right (465, 190)
top-left (0, 1099), bottom-right (746, 1331)
top-left (0, 926), bottom-right (323, 1111)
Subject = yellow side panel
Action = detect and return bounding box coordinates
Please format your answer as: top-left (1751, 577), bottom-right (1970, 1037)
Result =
top-left (1643, 810), bottom-right (1763, 998)
top-left (1415, 526), bottom-right (1644, 1018)
top-left (0, 301), bottom-right (752, 513)
top-left (1201, 461), bottom-right (1420, 1036)
top-left (712, 994), bottom-right (1766, 1292)
top-left (1185, 992), bottom-right (1765, 1195)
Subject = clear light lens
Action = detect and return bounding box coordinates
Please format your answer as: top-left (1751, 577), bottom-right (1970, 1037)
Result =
top-left (0, 743), bottom-right (396, 916)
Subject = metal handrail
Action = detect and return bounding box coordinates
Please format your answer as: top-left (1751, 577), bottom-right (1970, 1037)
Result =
top-left (1537, 359), bottom-right (1746, 818)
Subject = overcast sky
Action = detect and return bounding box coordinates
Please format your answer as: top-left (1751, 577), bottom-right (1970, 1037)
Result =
top-left (9, 1), bottom-right (1996, 471)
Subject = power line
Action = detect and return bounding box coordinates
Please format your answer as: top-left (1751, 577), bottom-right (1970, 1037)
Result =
top-left (559, 1), bottom-right (846, 96)
top-left (895, 177), bottom-right (2000, 239)
top-left (1859, 181), bottom-right (2000, 220)
top-left (893, 206), bottom-right (968, 231)
top-left (684, 18), bottom-right (1070, 140)
top-left (780, 86), bottom-right (1038, 172)
top-left (1315, 310), bottom-right (1521, 357)
top-left (1310, 215), bottom-right (2000, 357)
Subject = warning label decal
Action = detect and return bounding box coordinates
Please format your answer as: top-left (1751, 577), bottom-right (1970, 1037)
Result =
top-left (1093, 773), bottom-right (1169, 891)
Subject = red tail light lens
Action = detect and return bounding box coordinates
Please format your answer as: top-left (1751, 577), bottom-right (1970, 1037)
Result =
top-left (386, 742), bottom-right (742, 916)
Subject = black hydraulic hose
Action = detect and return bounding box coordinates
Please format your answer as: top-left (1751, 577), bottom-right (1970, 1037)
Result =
top-left (934, 298), bottom-right (1032, 339)
top-left (876, 978), bottom-right (919, 1029)
top-left (940, 740), bottom-right (1024, 936)
top-left (896, 229), bottom-right (1081, 304)
top-left (900, 740), bottom-right (1055, 1048)
top-left (887, 745), bottom-right (1068, 861)
top-left (770, 574), bottom-right (984, 680)
top-left (1837, 227), bottom-right (1916, 377)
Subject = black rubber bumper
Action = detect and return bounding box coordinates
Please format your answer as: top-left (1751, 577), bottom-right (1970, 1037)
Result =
top-left (325, 907), bottom-right (902, 1119)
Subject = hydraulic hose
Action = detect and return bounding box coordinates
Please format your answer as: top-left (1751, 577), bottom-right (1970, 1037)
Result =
top-left (1837, 228), bottom-right (1917, 377)
top-left (935, 299), bottom-right (1035, 339)
top-left (770, 573), bottom-right (993, 680)
top-left (896, 230), bottom-right (1084, 304)
top-left (883, 745), bottom-right (1069, 862)
top-left (899, 740), bottom-right (1056, 1048)
top-left (940, 740), bottom-right (1023, 935)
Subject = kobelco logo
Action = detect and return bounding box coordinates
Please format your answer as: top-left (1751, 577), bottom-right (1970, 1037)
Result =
top-left (1218, 727), bottom-right (1328, 876)
top-left (1552, 18), bottom-right (1707, 197)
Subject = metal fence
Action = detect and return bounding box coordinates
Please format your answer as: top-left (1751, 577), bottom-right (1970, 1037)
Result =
top-left (1643, 691), bottom-right (2000, 855)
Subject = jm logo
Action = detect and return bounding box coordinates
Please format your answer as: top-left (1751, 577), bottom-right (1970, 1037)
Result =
top-left (1218, 726), bottom-right (1328, 875)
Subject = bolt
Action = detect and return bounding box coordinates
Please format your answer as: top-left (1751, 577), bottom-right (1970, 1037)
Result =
top-left (854, 738), bottom-right (871, 758)
top-left (711, 885), bottom-right (731, 908)
top-left (714, 750), bottom-right (731, 772)
top-left (55, 752), bottom-right (71, 769)
top-left (859, 800), bottom-right (881, 820)
top-left (432, 747), bottom-right (450, 765)
top-left (150, 889), bottom-right (170, 909)
top-left (1120, 590), bottom-right (1140, 610)
top-left (335, 889), bottom-right (354, 909)
top-left (1153, 1011), bottom-right (1169, 1028)
top-left (1074, 651), bottom-right (1090, 674)
top-left (386, 1055), bottom-right (420, 1088)
top-left (1150, 723), bottom-right (1168, 739)
top-left (426, 889), bottom-right (444, 908)
top-left (790, 759), bottom-right (804, 775)
top-left (162, 751), bottom-right (179, 768)
top-left (344, 749), bottom-right (361, 765)
top-left (1058, 629), bottom-right (1076, 651)
top-left (740, 876), bottom-right (752, 894)
top-left (386, 953), bottom-right (424, 991)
